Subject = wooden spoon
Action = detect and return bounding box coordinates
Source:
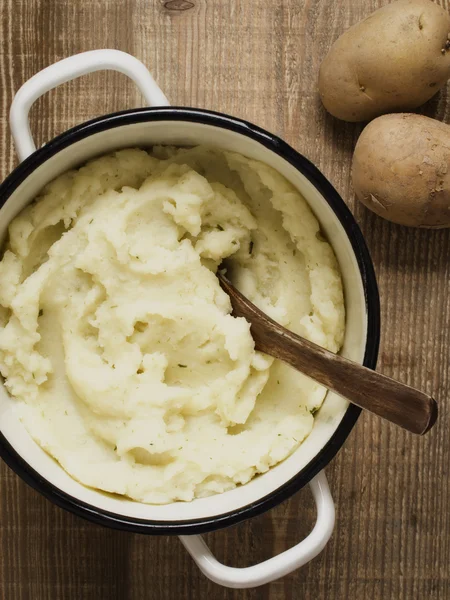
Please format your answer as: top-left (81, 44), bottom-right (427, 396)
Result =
top-left (217, 272), bottom-right (437, 435)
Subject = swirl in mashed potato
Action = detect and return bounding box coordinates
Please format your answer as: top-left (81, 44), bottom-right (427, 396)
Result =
top-left (0, 147), bottom-right (344, 503)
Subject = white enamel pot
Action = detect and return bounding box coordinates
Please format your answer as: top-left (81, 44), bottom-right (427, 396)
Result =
top-left (0, 50), bottom-right (380, 588)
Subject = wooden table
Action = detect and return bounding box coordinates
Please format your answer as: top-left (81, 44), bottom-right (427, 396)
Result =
top-left (0, 1), bottom-right (449, 598)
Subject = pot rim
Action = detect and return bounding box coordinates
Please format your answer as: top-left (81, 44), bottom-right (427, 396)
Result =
top-left (0, 106), bottom-right (380, 534)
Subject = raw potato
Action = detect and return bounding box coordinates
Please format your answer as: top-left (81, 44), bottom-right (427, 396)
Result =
top-left (319, 0), bottom-right (450, 122)
top-left (352, 114), bottom-right (450, 228)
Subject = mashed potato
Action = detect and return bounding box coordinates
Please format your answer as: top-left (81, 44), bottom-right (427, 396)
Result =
top-left (0, 147), bottom-right (344, 504)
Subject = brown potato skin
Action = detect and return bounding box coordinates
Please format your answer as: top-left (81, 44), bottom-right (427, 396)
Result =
top-left (319, 0), bottom-right (450, 122)
top-left (352, 114), bottom-right (450, 228)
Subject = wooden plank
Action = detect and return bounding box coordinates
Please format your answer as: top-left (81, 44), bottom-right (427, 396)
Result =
top-left (0, 0), bottom-right (449, 598)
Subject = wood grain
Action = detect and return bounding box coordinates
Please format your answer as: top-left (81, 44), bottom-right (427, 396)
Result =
top-left (0, 0), bottom-right (449, 598)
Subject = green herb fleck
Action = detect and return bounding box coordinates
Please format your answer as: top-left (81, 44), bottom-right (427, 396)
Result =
top-left (277, 380), bottom-right (280, 385)
top-left (178, 364), bottom-right (187, 368)
top-left (113, 445), bottom-right (117, 451)
top-left (278, 433), bottom-right (282, 436)
top-left (38, 309), bottom-right (44, 317)
top-left (217, 224), bottom-right (224, 231)
top-left (249, 240), bottom-right (254, 255)
top-left (310, 407), bottom-right (319, 416)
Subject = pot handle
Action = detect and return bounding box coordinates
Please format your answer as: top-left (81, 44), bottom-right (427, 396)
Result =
top-left (179, 470), bottom-right (335, 589)
top-left (10, 49), bottom-right (169, 162)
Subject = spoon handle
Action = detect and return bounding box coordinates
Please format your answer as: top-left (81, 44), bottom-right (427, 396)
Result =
top-left (219, 274), bottom-right (437, 435)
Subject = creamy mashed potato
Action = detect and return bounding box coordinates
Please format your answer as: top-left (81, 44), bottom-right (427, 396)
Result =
top-left (0, 147), bottom-right (344, 504)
